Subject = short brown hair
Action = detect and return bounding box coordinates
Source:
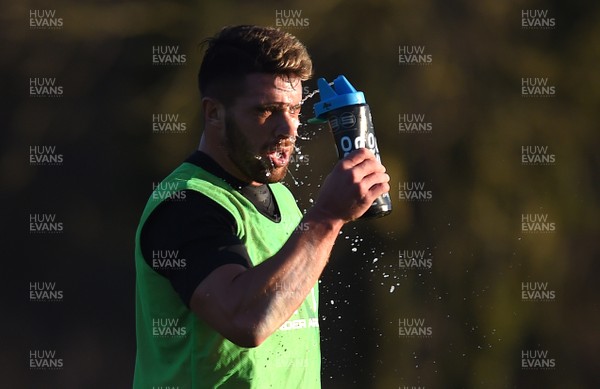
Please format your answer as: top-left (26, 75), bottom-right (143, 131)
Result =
top-left (198, 25), bottom-right (313, 105)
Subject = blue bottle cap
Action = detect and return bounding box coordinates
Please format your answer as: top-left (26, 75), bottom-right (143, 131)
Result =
top-left (313, 75), bottom-right (366, 119)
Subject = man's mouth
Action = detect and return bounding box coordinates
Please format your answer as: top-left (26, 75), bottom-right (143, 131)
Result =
top-left (264, 138), bottom-right (295, 168)
top-left (266, 146), bottom-right (291, 168)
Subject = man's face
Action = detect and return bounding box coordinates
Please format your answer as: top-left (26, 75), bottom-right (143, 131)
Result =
top-left (222, 73), bottom-right (303, 185)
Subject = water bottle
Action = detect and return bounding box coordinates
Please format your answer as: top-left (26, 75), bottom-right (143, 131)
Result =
top-left (313, 75), bottom-right (392, 219)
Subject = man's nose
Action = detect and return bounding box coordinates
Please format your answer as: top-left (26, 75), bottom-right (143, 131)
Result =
top-left (274, 109), bottom-right (299, 138)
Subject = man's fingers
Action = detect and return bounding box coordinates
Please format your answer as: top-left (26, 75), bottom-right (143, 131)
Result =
top-left (340, 148), bottom-right (377, 169)
top-left (361, 172), bottom-right (391, 197)
top-left (347, 157), bottom-right (386, 185)
top-left (317, 148), bottom-right (390, 222)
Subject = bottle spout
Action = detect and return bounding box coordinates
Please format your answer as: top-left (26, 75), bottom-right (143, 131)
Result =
top-left (317, 78), bottom-right (337, 100)
top-left (313, 75), bottom-right (365, 119)
top-left (332, 75), bottom-right (359, 95)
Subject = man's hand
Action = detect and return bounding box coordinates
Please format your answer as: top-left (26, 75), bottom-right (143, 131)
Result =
top-left (313, 148), bottom-right (391, 223)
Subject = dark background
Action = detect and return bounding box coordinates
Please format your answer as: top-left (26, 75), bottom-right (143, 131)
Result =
top-left (2, 0), bottom-right (599, 388)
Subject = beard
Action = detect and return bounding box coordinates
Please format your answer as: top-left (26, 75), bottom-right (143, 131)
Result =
top-left (223, 113), bottom-right (295, 184)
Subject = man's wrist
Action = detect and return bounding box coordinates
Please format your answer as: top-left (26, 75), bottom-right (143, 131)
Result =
top-left (302, 206), bottom-right (345, 233)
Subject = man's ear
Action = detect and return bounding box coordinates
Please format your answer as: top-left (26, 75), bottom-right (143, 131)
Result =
top-left (202, 97), bottom-right (226, 129)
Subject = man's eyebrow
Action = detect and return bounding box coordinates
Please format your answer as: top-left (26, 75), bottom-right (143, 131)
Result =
top-left (255, 102), bottom-right (301, 109)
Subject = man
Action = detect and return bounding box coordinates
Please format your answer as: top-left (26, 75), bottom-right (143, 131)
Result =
top-left (133, 25), bottom-right (390, 388)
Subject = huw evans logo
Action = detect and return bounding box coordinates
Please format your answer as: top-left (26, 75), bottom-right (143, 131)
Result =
top-left (152, 181), bottom-right (187, 202)
top-left (521, 145), bottom-right (556, 165)
top-left (398, 318), bottom-right (433, 338)
top-left (152, 113), bottom-right (187, 133)
top-left (399, 249), bottom-right (433, 269)
top-left (29, 213), bottom-right (63, 234)
top-left (294, 222), bottom-right (311, 233)
top-left (152, 318), bottom-right (187, 337)
top-left (521, 77), bottom-right (555, 97)
top-left (29, 9), bottom-right (63, 29)
top-left (275, 10), bottom-right (309, 28)
top-left (289, 153), bottom-right (310, 166)
top-left (29, 78), bottom-right (63, 97)
top-left (275, 281), bottom-right (301, 299)
top-left (29, 282), bottom-right (63, 302)
top-left (152, 45), bottom-right (187, 65)
top-left (29, 145), bottom-right (63, 165)
top-left (29, 350), bottom-right (63, 370)
top-left (521, 213), bottom-right (556, 233)
top-left (399, 182), bottom-right (432, 202)
top-left (398, 45), bottom-right (432, 65)
top-left (399, 113), bottom-right (432, 133)
top-left (521, 350), bottom-right (556, 370)
top-left (521, 282), bottom-right (556, 302)
top-left (151, 250), bottom-right (187, 271)
top-left (521, 10), bottom-right (556, 29)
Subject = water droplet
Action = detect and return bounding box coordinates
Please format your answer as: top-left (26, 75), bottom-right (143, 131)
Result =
top-left (300, 87), bottom-right (321, 105)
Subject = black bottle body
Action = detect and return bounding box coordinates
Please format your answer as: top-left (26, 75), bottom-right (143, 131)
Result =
top-left (324, 103), bottom-right (392, 218)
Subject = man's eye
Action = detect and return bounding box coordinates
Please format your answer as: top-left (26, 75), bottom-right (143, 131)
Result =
top-left (256, 105), bottom-right (301, 118)
top-left (257, 106), bottom-right (276, 116)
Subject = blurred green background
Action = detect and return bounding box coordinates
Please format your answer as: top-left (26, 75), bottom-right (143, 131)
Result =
top-left (2, 0), bottom-right (599, 387)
